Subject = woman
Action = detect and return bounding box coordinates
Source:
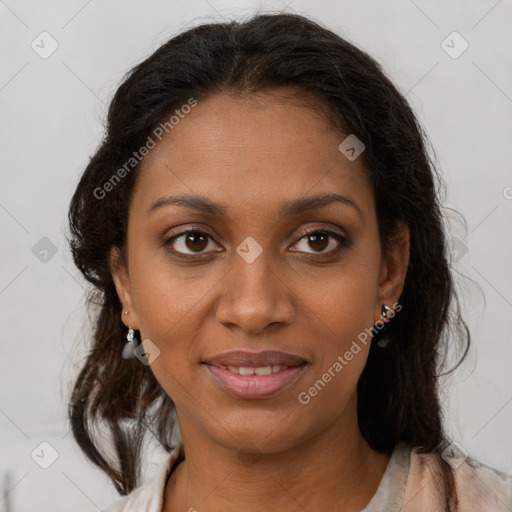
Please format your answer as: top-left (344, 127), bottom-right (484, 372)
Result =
top-left (67, 12), bottom-right (512, 512)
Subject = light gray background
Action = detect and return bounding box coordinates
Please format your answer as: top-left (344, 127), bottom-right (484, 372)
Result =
top-left (1, 0), bottom-right (511, 510)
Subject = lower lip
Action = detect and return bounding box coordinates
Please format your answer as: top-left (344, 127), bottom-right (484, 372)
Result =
top-left (204, 363), bottom-right (307, 400)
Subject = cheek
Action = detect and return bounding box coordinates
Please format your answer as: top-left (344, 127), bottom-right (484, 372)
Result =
top-left (298, 242), bottom-right (380, 386)
top-left (138, 319), bottom-right (199, 408)
top-left (128, 243), bottom-right (217, 331)
top-left (126, 250), bottom-right (214, 395)
top-left (307, 282), bottom-right (374, 379)
top-left (303, 258), bottom-right (380, 336)
top-left (296, 287), bottom-right (373, 419)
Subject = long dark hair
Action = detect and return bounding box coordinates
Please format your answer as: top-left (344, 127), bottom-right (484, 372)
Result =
top-left (67, 12), bottom-right (470, 509)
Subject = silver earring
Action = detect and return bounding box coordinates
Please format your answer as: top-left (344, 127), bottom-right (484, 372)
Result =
top-left (381, 304), bottom-right (392, 319)
top-left (122, 327), bottom-right (138, 359)
top-left (376, 304), bottom-right (392, 348)
top-left (122, 312), bottom-right (138, 359)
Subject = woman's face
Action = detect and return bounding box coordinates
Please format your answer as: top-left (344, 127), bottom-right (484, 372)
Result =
top-left (111, 90), bottom-right (408, 454)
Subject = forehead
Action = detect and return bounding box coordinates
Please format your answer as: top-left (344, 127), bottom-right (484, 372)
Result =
top-left (132, 91), bottom-right (373, 217)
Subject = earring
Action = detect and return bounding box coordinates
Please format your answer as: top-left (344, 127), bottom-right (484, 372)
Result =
top-left (381, 304), bottom-right (392, 319)
top-left (376, 304), bottom-right (392, 348)
top-left (122, 311), bottom-right (138, 359)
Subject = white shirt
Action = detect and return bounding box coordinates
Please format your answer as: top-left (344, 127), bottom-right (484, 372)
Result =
top-left (104, 442), bottom-right (512, 511)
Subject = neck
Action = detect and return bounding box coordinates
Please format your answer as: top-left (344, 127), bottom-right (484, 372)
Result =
top-left (164, 395), bottom-right (390, 512)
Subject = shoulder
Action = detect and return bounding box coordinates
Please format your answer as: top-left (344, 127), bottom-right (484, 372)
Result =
top-left (103, 477), bottom-right (159, 512)
top-left (454, 455), bottom-right (512, 510)
top-left (103, 443), bottom-right (184, 512)
top-left (403, 445), bottom-right (512, 511)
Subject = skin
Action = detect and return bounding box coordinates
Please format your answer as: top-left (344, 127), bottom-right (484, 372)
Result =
top-left (110, 89), bottom-right (410, 512)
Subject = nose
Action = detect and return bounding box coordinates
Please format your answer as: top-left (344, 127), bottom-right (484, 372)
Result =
top-left (215, 248), bottom-right (295, 334)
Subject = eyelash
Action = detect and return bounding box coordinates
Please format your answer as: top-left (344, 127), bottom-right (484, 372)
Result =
top-left (162, 227), bottom-right (350, 259)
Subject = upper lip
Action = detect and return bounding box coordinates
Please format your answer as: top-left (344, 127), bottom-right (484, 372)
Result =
top-left (203, 350), bottom-right (307, 368)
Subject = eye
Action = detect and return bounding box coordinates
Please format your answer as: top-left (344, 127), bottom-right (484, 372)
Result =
top-left (290, 229), bottom-right (349, 255)
top-left (164, 230), bottom-right (220, 255)
top-left (163, 227), bottom-right (350, 258)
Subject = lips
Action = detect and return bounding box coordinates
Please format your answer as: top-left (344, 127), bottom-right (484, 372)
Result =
top-left (202, 349), bottom-right (307, 368)
top-left (205, 364), bottom-right (306, 399)
top-left (201, 350), bottom-right (309, 399)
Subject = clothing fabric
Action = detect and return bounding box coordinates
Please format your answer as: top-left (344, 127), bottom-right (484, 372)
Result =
top-left (104, 442), bottom-right (512, 511)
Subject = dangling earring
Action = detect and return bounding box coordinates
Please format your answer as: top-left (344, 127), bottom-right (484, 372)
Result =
top-left (376, 304), bottom-right (392, 348)
top-left (122, 310), bottom-right (138, 359)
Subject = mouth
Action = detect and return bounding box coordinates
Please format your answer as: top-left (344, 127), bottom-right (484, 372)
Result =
top-left (210, 364), bottom-right (296, 375)
top-left (202, 361), bottom-right (308, 400)
top-left (202, 349), bottom-right (308, 368)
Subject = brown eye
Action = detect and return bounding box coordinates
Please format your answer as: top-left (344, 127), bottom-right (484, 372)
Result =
top-left (165, 230), bottom-right (217, 255)
top-left (306, 232), bottom-right (329, 251)
top-left (291, 230), bottom-right (349, 254)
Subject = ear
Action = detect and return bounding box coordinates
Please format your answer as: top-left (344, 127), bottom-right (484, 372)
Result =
top-left (109, 246), bottom-right (140, 330)
top-left (375, 221), bottom-right (410, 322)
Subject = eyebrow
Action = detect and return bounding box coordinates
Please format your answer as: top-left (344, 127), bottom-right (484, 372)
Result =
top-left (147, 193), bottom-right (362, 219)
